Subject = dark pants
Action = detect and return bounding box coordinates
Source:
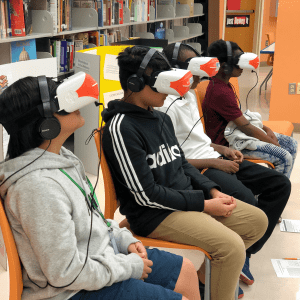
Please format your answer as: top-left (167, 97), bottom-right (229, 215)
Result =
top-left (202, 159), bottom-right (291, 255)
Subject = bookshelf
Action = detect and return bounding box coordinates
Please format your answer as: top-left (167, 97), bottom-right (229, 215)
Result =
top-left (0, 3), bottom-right (208, 64)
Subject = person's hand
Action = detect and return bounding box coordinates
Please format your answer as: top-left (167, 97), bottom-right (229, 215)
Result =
top-left (222, 148), bottom-right (244, 164)
top-left (265, 127), bottom-right (280, 147)
top-left (140, 258), bottom-right (153, 280)
top-left (214, 159), bottom-right (240, 174)
top-left (128, 242), bottom-right (147, 259)
top-left (204, 191), bottom-right (236, 217)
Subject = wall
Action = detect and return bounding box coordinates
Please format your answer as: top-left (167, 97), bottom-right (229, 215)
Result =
top-left (208, 0), bottom-right (225, 45)
top-left (260, 0), bottom-right (277, 62)
top-left (269, 0), bottom-right (300, 122)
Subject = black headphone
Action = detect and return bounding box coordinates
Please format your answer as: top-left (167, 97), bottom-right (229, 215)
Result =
top-left (223, 41), bottom-right (244, 75)
top-left (36, 76), bottom-right (61, 140)
top-left (2, 76), bottom-right (61, 140)
top-left (171, 42), bottom-right (201, 69)
top-left (127, 47), bottom-right (171, 93)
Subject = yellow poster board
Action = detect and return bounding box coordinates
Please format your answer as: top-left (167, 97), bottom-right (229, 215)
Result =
top-left (78, 45), bottom-right (131, 125)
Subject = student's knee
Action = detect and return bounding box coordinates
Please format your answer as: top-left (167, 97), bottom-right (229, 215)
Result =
top-left (235, 187), bottom-right (257, 206)
top-left (181, 258), bottom-right (197, 276)
top-left (252, 208), bottom-right (268, 240)
top-left (216, 233), bottom-right (246, 268)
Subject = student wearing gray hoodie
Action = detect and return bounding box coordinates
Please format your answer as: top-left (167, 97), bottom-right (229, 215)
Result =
top-left (0, 76), bottom-right (200, 300)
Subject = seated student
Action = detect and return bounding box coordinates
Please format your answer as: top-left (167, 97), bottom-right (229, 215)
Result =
top-left (102, 45), bottom-right (269, 300)
top-left (0, 74), bottom-right (202, 300)
top-left (202, 39), bottom-right (298, 179)
top-left (158, 42), bottom-right (292, 297)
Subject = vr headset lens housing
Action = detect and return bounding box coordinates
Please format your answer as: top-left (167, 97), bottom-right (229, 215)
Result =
top-left (235, 52), bottom-right (260, 70)
top-left (150, 69), bottom-right (193, 97)
top-left (186, 57), bottom-right (220, 77)
top-left (56, 72), bottom-right (99, 113)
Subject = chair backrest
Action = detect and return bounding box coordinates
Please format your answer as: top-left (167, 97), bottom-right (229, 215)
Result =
top-left (0, 197), bottom-right (23, 300)
top-left (93, 128), bottom-right (119, 219)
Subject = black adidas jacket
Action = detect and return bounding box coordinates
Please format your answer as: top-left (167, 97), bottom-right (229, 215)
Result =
top-left (102, 100), bottom-right (220, 236)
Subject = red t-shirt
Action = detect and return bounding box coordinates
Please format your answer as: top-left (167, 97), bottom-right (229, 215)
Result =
top-left (202, 78), bottom-right (242, 146)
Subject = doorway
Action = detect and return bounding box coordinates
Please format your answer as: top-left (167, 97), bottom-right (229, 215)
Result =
top-left (223, 0), bottom-right (264, 55)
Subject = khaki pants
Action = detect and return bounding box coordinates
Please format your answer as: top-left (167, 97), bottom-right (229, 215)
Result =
top-left (148, 199), bottom-right (268, 300)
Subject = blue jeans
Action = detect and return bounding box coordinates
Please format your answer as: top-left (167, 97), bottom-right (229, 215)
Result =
top-left (241, 133), bottom-right (298, 178)
top-left (69, 248), bottom-right (183, 300)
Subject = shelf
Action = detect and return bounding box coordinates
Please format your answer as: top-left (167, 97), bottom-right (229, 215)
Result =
top-left (0, 33), bottom-right (53, 44)
top-left (170, 32), bottom-right (204, 44)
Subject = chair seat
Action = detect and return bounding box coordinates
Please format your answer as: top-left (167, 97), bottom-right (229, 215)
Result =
top-left (263, 120), bottom-right (294, 137)
top-left (119, 218), bottom-right (212, 259)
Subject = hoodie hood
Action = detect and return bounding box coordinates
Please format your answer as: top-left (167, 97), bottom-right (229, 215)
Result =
top-left (0, 147), bottom-right (83, 198)
top-left (102, 99), bottom-right (158, 123)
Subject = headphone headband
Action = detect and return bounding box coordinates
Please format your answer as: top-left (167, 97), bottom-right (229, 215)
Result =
top-left (38, 76), bottom-right (53, 118)
top-left (127, 47), bottom-right (171, 93)
top-left (226, 41), bottom-right (233, 68)
top-left (136, 48), bottom-right (158, 78)
top-left (172, 42), bottom-right (201, 67)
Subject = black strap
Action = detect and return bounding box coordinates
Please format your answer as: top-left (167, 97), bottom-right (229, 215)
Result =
top-left (38, 76), bottom-right (52, 118)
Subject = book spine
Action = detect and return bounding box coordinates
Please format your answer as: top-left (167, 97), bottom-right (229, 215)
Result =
top-left (97, 0), bottom-right (103, 27)
top-left (10, 0), bottom-right (25, 36)
top-left (61, 40), bottom-right (68, 72)
top-left (70, 41), bottom-right (74, 69)
top-left (66, 43), bottom-right (70, 72)
top-left (69, 0), bottom-right (72, 30)
top-left (66, 0), bottom-right (69, 30)
top-left (49, 0), bottom-right (58, 34)
top-left (118, 0), bottom-right (123, 24)
top-left (56, 40), bottom-right (61, 73)
top-left (1, 0), bottom-right (7, 38)
top-left (6, 0), bottom-right (11, 36)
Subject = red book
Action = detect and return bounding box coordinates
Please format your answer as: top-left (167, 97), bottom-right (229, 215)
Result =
top-left (10, 0), bottom-right (26, 36)
top-left (118, 0), bottom-right (123, 24)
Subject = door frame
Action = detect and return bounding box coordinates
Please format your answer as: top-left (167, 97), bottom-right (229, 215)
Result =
top-left (222, 0), bottom-right (265, 55)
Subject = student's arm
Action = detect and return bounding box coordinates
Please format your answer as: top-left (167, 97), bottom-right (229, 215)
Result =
top-left (187, 158), bottom-right (240, 174)
top-left (263, 125), bottom-right (279, 144)
top-left (10, 179), bottom-right (144, 290)
top-left (233, 115), bottom-right (280, 146)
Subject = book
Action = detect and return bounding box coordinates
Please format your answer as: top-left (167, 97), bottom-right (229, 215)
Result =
top-left (96, 0), bottom-right (103, 27)
top-left (4, 0), bottom-right (11, 37)
top-left (10, 0), bottom-right (26, 36)
top-left (1, 0), bottom-right (7, 38)
top-left (55, 39), bottom-right (61, 72)
top-left (103, 0), bottom-right (111, 25)
top-left (10, 39), bottom-right (37, 63)
top-left (73, 1), bottom-right (81, 7)
top-left (60, 39), bottom-right (67, 72)
top-left (81, 0), bottom-right (94, 8)
top-left (23, 0), bottom-right (32, 35)
top-left (48, 0), bottom-right (58, 34)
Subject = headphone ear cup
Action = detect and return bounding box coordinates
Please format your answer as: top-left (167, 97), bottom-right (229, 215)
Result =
top-left (127, 74), bottom-right (145, 92)
top-left (37, 116), bottom-right (61, 140)
top-left (223, 63), bottom-right (232, 75)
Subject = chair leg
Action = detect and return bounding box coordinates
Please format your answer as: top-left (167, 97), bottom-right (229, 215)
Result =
top-left (259, 67), bottom-right (273, 95)
top-left (235, 280), bottom-right (239, 300)
top-left (264, 68), bottom-right (273, 91)
top-left (204, 256), bottom-right (211, 300)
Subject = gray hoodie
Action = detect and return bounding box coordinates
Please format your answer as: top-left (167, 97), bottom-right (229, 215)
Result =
top-left (0, 147), bottom-right (143, 300)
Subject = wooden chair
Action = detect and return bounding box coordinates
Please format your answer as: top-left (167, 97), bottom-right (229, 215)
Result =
top-left (266, 33), bottom-right (275, 67)
top-left (94, 128), bottom-right (216, 299)
top-left (194, 80), bottom-right (276, 169)
top-left (0, 196), bottom-right (23, 300)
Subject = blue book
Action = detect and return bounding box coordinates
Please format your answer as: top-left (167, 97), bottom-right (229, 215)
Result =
top-left (97, 0), bottom-right (104, 27)
top-left (6, 0), bottom-right (12, 37)
top-left (10, 39), bottom-right (37, 63)
top-left (60, 40), bottom-right (68, 72)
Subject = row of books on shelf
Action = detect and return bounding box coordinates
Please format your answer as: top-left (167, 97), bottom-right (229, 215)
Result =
top-left (10, 29), bottom-right (124, 72)
top-left (0, 0), bottom-right (195, 39)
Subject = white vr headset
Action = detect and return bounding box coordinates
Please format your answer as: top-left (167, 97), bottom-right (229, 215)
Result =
top-left (127, 47), bottom-right (194, 97)
top-left (235, 52), bottom-right (260, 70)
top-left (3, 71), bottom-right (99, 135)
top-left (185, 57), bottom-right (220, 77)
top-left (171, 42), bottom-right (220, 78)
top-left (144, 68), bottom-right (194, 97)
top-left (56, 71), bottom-right (99, 113)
